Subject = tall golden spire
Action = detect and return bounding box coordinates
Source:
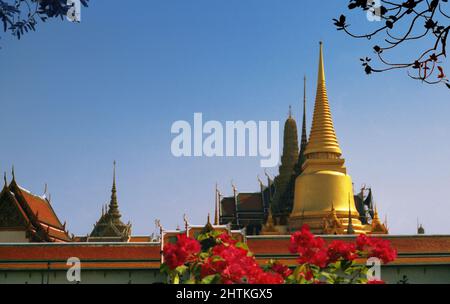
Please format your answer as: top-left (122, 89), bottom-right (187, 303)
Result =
top-left (304, 42), bottom-right (342, 157)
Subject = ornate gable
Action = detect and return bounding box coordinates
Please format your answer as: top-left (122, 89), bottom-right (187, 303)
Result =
top-left (0, 189), bottom-right (28, 228)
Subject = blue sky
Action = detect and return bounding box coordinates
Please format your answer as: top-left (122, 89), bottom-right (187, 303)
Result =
top-left (0, 0), bottom-right (449, 236)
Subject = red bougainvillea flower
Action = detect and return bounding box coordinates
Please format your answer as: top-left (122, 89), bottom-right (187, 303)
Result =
top-left (356, 234), bottom-right (397, 264)
top-left (163, 243), bottom-right (183, 270)
top-left (289, 225), bottom-right (328, 267)
top-left (253, 271), bottom-right (284, 284)
top-left (327, 240), bottom-right (357, 263)
top-left (367, 238), bottom-right (397, 264)
top-left (203, 239), bottom-right (284, 284)
top-left (356, 234), bottom-right (370, 251)
top-left (367, 279), bottom-right (385, 284)
top-left (163, 234), bottom-right (201, 270)
top-left (206, 243), bottom-right (254, 283)
top-left (271, 262), bottom-right (293, 278)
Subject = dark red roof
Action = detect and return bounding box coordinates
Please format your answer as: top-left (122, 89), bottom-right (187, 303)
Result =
top-left (220, 197), bottom-right (235, 216)
top-left (237, 193), bottom-right (263, 211)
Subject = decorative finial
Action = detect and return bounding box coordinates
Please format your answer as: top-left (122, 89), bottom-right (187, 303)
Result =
top-left (183, 213), bottom-right (189, 230)
top-left (214, 183), bottom-right (219, 225)
top-left (257, 175), bottom-right (264, 186)
top-left (108, 160), bottom-right (121, 219)
top-left (303, 75), bottom-right (306, 105)
top-left (11, 165), bottom-right (15, 181)
top-left (3, 172), bottom-right (7, 188)
top-left (113, 160), bottom-right (116, 187)
top-left (202, 213), bottom-right (214, 233)
top-left (231, 180), bottom-right (237, 194)
top-left (44, 183), bottom-right (48, 196)
top-left (155, 219), bottom-right (163, 235)
top-left (288, 105), bottom-right (292, 118)
top-left (264, 169), bottom-right (272, 180)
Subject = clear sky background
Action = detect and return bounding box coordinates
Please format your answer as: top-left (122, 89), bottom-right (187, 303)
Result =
top-left (0, 0), bottom-right (449, 236)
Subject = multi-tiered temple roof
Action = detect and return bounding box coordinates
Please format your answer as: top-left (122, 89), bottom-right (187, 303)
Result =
top-left (0, 169), bottom-right (71, 242)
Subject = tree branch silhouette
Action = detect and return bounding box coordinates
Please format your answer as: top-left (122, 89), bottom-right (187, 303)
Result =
top-left (0, 0), bottom-right (88, 46)
top-left (334, 0), bottom-right (449, 88)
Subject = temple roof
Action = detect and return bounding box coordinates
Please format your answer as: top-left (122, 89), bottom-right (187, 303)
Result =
top-left (220, 192), bottom-right (265, 218)
top-left (236, 193), bottom-right (264, 211)
top-left (0, 174), bottom-right (71, 242)
top-left (15, 186), bottom-right (63, 229)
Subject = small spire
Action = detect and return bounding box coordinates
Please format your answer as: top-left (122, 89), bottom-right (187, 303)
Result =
top-left (318, 41), bottom-right (325, 83)
top-left (214, 183), bottom-right (219, 225)
top-left (11, 165), bottom-right (15, 181)
top-left (202, 213), bottom-right (214, 233)
top-left (296, 75), bottom-right (308, 177)
top-left (108, 161), bottom-right (121, 219)
top-left (231, 180), bottom-right (237, 195)
top-left (155, 219), bottom-right (163, 235)
top-left (113, 160), bottom-right (116, 189)
top-left (257, 175), bottom-right (264, 187)
top-left (3, 172), bottom-right (7, 188)
top-left (288, 105), bottom-right (292, 118)
top-left (373, 204), bottom-right (379, 219)
top-left (183, 213), bottom-right (189, 230)
top-left (44, 183), bottom-right (48, 196)
top-left (347, 193), bottom-right (355, 234)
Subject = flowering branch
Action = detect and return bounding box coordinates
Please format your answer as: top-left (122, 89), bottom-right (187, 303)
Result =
top-left (161, 225), bottom-right (397, 284)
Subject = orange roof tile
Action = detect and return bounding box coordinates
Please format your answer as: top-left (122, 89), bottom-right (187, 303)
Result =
top-left (0, 243), bottom-right (161, 261)
top-left (17, 188), bottom-right (63, 229)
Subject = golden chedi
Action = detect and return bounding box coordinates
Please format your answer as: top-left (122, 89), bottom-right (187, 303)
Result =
top-left (289, 42), bottom-right (365, 234)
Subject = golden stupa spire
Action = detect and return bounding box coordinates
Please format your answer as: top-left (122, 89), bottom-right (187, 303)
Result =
top-left (304, 42), bottom-right (342, 157)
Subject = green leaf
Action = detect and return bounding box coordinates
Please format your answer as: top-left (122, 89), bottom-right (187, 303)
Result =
top-left (201, 274), bottom-right (220, 284)
top-left (160, 263), bottom-right (170, 274)
top-left (175, 265), bottom-right (188, 275)
top-left (173, 273), bottom-right (180, 284)
top-left (235, 242), bottom-right (249, 251)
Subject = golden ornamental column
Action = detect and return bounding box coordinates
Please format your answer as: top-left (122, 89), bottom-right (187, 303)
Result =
top-left (288, 42), bottom-right (365, 234)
